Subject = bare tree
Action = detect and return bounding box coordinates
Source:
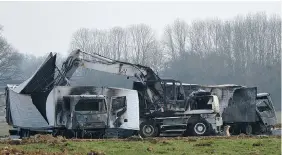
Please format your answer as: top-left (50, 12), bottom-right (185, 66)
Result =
top-left (163, 25), bottom-right (176, 60)
top-left (127, 24), bottom-right (157, 65)
top-left (109, 27), bottom-right (127, 60)
top-left (70, 28), bottom-right (91, 52)
top-left (0, 26), bottom-right (22, 81)
top-left (172, 19), bottom-right (189, 55)
top-left (163, 19), bottom-right (189, 60)
top-left (163, 13), bottom-right (281, 110)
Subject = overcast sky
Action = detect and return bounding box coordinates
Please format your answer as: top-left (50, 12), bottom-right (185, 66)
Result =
top-left (0, 1), bottom-right (280, 57)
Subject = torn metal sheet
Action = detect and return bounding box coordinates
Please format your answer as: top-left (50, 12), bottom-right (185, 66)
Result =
top-left (14, 53), bottom-right (56, 94)
top-left (222, 87), bottom-right (257, 123)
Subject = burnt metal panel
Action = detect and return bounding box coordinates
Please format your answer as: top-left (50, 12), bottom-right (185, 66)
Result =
top-left (182, 84), bottom-right (202, 97)
top-left (5, 87), bottom-right (13, 125)
top-left (256, 96), bottom-right (277, 126)
top-left (182, 84), bottom-right (258, 123)
top-left (222, 87), bottom-right (257, 123)
top-left (30, 91), bottom-right (51, 124)
top-left (17, 53), bottom-right (57, 94)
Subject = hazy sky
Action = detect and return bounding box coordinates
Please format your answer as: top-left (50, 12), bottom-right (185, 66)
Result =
top-left (0, 1), bottom-right (280, 57)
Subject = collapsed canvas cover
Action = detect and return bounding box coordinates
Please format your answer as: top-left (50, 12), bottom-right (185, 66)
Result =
top-left (8, 89), bottom-right (49, 128)
top-left (14, 53), bottom-right (57, 94)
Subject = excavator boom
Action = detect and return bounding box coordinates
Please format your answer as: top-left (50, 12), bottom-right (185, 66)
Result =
top-left (55, 50), bottom-right (154, 85)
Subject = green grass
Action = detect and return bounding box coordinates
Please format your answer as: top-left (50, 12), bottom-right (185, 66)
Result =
top-left (0, 136), bottom-right (281, 155)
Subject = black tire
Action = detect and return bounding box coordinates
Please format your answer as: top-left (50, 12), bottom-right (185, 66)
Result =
top-left (139, 121), bottom-right (159, 138)
top-left (229, 125), bottom-right (240, 135)
top-left (244, 124), bottom-right (253, 135)
top-left (20, 129), bottom-right (30, 138)
top-left (189, 120), bottom-right (210, 136)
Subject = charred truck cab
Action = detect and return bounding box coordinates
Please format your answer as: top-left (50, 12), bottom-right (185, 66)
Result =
top-left (59, 95), bottom-right (108, 138)
top-left (134, 80), bottom-right (222, 137)
top-left (50, 86), bottom-right (140, 138)
top-left (255, 93), bottom-right (277, 134)
top-left (181, 84), bottom-right (277, 135)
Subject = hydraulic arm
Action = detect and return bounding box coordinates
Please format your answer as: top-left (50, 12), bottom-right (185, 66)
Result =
top-left (55, 49), bottom-right (165, 110)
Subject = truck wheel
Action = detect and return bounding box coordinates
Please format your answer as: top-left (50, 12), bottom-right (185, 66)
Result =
top-left (244, 124), bottom-right (252, 135)
top-left (139, 121), bottom-right (159, 138)
top-left (190, 120), bottom-right (210, 136)
top-left (20, 129), bottom-right (30, 138)
top-left (229, 125), bottom-right (240, 135)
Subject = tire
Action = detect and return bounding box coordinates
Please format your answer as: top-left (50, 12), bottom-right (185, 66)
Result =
top-left (190, 120), bottom-right (210, 136)
top-left (139, 121), bottom-right (159, 138)
top-left (244, 124), bottom-right (253, 135)
top-left (20, 129), bottom-right (30, 138)
top-left (229, 125), bottom-right (240, 135)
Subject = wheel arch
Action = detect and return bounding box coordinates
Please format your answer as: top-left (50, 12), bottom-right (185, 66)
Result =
top-left (187, 115), bottom-right (202, 124)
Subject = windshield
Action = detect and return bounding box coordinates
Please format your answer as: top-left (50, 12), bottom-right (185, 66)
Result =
top-left (164, 82), bottom-right (185, 101)
top-left (190, 96), bottom-right (213, 110)
top-left (257, 101), bottom-right (270, 112)
top-left (75, 99), bottom-right (106, 112)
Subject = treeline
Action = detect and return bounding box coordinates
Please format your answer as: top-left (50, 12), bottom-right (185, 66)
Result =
top-left (0, 12), bottom-right (280, 109)
top-left (0, 26), bottom-right (22, 81)
top-left (69, 13), bottom-right (281, 109)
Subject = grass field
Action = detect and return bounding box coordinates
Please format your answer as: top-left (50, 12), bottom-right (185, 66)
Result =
top-left (0, 135), bottom-right (281, 155)
top-left (0, 112), bottom-right (280, 154)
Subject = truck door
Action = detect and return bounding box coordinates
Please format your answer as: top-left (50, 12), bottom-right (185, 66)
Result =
top-left (110, 96), bottom-right (127, 128)
top-left (109, 92), bottom-right (139, 130)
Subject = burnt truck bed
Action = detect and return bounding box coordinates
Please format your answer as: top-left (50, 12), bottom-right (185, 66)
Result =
top-left (182, 84), bottom-right (258, 123)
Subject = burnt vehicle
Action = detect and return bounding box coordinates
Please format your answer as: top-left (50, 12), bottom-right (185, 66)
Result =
top-left (6, 85), bottom-right (140, 138)
top-left (133, 80), bottom-right (222, 137)
top-left (254, 93), bottom-right (277, 134)
top-left (5, 54), bottom-right (139, 138)
top-left (181, 84), bottom-right (277, 135)
top-left (6, 50), bottom-right (223, 138)
top-left (54, 49), bottom-right (223, 137)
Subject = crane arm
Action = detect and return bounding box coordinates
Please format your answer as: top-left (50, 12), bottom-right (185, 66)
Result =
top-left (55, 49), bottom-right (157, 86)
